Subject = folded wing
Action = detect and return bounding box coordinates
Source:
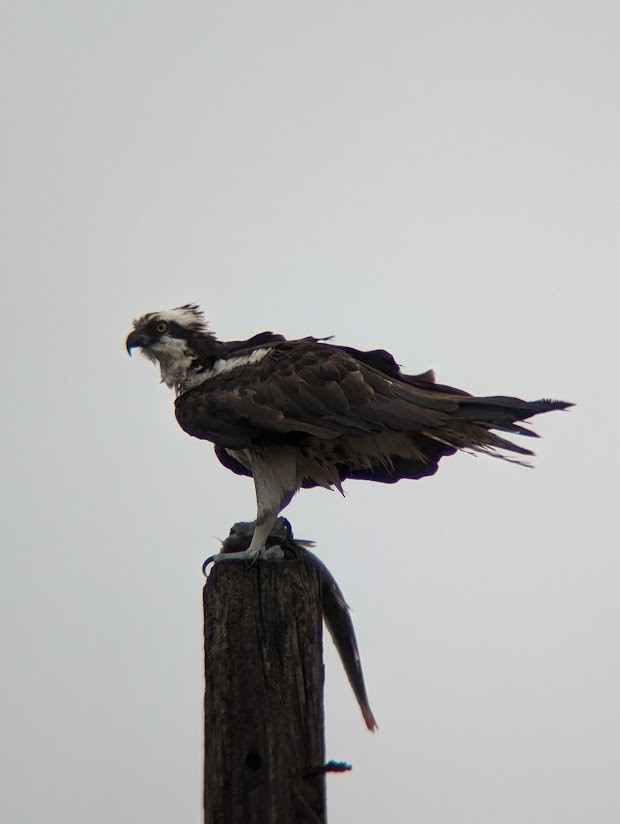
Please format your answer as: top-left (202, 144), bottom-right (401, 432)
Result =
top-left (175, 339), bottom-right (571, 485)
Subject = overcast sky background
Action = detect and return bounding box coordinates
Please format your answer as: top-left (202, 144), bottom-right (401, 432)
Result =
top-left (2, 2), bottom-right (619, 822)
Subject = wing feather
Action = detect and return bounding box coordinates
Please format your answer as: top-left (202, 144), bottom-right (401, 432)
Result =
top-left (175, 341), bottom-right (456, 447)
top-left (174, 339), bottom-right (571, 480)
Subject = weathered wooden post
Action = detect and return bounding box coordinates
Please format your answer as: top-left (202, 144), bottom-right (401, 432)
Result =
top-left (204, 558), bottom-right (327, 823)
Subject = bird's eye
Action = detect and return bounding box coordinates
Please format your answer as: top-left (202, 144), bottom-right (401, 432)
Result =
top-left (156, 321), bottom-right (168, 333)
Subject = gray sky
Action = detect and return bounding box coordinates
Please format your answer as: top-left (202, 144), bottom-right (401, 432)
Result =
top-left (2, 2), bottom-right (618, 822)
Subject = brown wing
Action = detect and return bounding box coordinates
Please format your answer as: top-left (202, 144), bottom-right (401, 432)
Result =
top-left (175, 339), bottom-right (571, 482)
top-left (174, 340), bottom-right (455, 447)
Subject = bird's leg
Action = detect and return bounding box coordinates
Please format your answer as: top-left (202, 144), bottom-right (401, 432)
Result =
top-left (246, 512), bottom-right (280, 557)
top-left (215, 447), bottom-right (299, 562)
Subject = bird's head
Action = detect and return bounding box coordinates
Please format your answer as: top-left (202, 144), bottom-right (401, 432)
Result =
top-left (126, 304), bottom-right (216, 392)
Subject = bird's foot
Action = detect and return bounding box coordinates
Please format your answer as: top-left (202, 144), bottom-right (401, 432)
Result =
top-left (215, 545), bottom-right (285, 563)
top-left (202, 542), bottom-right (285, 574)
top-left (202, 517), bottom-right (312, 575)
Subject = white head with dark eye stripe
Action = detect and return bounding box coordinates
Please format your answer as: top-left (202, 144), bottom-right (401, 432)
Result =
top-left (126, 304), bottom-right (216, 392)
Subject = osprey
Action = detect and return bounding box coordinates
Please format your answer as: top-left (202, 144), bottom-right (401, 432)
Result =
top-left (126, 304), bottom-right (572, 557)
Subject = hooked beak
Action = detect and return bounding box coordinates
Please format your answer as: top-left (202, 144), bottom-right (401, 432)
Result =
top-left (126, 329), bottom-right (151, 355)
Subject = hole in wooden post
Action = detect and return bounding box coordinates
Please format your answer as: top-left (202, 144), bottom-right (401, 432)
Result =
top-left (245, 749), bottom-right (263, 772)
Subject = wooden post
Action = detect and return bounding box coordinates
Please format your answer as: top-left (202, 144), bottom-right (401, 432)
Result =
top-left (204, 558), bottom-right (326, 823)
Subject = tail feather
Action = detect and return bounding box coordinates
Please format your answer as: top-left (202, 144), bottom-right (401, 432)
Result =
top-left (421, 396), bottom-right (573, 467)
top-left (530, 398), bottom-right (574, 413)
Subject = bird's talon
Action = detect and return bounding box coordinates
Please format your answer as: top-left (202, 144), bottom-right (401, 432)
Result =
top-left (202, 555), bottom-right (217, 575)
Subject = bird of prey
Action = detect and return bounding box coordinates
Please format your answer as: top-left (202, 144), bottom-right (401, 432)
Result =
top-left (126, 304), bottom-right (571, 557)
